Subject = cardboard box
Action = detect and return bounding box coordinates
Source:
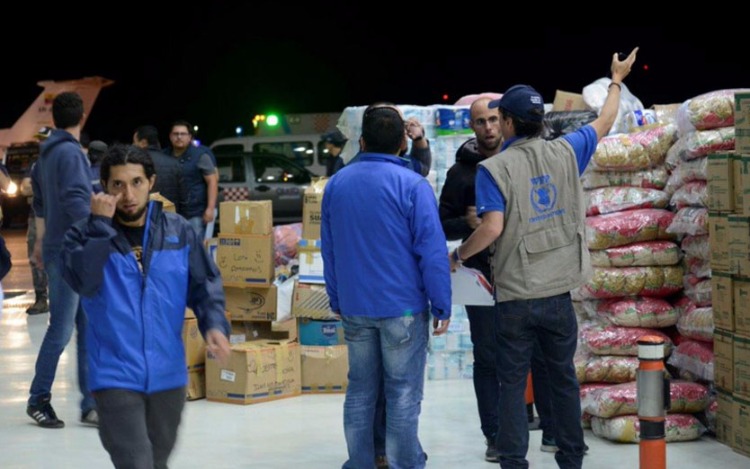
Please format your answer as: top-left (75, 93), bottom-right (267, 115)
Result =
top-left (743, 155), bottom-right (750, 217)
top-left (230, 318), bottom-right (298, 343)
top-left (298, 318), bottom-right (344, 346)
top-left (716, 389), bottom-right (734, 446)
top-left (735, 334), bottom-right (750, 399)
top-left (734, 92), bottom-right (750, 154)
top-left (710, 213), bottom-right (732, 273)
top-left (732, 393), bottom-right (750, 455)
top-left (302, 177), bottom-right (328, 240)
top-left (735, 279), bottom-right (750, 336)
top-left (206, 339), bottom-right (301, 405)
top-left (707, 153), bottom-right (735, 211)
top-left (729, 216), bottom-right (750, 276)
top-left (183, 317), bottom-right (206, 370)
top-left (298, 239), bottom-right (325, 284)
top-left (301, 345), bottom-right (349, 393)
top-left (715, 328), bottom-right (734, 392)
top-left (291, 280), bottom-right (338, 320)
top-left (551, 90), bottom-right (587, 112)
top-left (713, 273), bottom-right (734, 331)
top-left (225, 285), bottom-right (278, 321)
top-left (216, 234), bottom-right (274, 287)
top-left (219, 201), bottom-right (273, 235)
top-left (187, 369), bottom-right (206, 400)
top-left (733, 154), bottom-right (747, 214)
top-left (149, 192), bottom-right (175, 212)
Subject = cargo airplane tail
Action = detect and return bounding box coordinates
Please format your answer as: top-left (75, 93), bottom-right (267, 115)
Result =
top-left (0, 75), bottom-right (114, 153)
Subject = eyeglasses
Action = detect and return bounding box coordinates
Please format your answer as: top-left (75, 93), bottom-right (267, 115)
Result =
top-left (171, 132), bottom-right (190, 137)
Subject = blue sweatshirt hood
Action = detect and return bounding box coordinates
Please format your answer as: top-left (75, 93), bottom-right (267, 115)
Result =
top-left (40, 129), bottom-right (81, 156)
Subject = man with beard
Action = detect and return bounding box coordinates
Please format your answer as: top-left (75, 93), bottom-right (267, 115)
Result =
top-left (61, 144), bottom-right (231, 468)
top-left (439, 97), bottom-right (557, 462)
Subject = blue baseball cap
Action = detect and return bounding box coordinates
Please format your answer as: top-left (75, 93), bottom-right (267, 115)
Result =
top-left (488, 85), bottom-right (545, 122)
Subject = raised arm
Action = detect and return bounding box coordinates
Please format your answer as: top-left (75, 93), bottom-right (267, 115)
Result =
top-left (590, 47), bottom-right (639, 141)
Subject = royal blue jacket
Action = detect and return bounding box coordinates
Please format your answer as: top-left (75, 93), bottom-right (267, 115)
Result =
top-left (62, 201), bottom-right (229, 394)
top-left (321, 153), bottom-right (451, 320)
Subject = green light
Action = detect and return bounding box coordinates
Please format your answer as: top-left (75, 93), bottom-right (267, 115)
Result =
top-left (266, 114), bottom-right (279, 127)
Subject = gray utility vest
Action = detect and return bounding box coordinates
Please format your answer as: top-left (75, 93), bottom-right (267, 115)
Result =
top-left (479, 137), bottom-right (592, 302)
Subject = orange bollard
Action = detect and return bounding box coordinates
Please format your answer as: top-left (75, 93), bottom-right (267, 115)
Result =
top-left (637, 335), bottom-right (670, 469)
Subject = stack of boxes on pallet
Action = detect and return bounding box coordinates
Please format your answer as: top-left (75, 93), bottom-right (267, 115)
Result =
top-left (292, 178), bottom-right (349, 393)
top-left (711, 92), bottom-right (750, 456)
top-left (205, 200), bottom-right (301, 404)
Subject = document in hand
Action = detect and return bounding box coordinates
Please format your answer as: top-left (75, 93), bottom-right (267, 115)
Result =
top-left (450, 266), bottom-right (494, 306)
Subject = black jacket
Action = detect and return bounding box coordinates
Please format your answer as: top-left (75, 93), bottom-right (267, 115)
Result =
top-left (438, 138), bottom-right (492, 280)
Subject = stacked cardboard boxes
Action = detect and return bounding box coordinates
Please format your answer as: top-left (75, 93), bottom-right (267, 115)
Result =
top-left (183, 308), bottom-right (207, 400)
top-left (206, 200), bottom-right (302, 405)
top-left (710, 92), bottom-right (750, 456)
top-left (291, 178), bottom-right (349, 393)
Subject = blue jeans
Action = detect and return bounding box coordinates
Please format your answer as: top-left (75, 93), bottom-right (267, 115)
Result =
top-left (29, 249), bottom-right (95, 413)
top-left (495, 293), bottom-right (584, 469)
top-left (187, 216), bottom-right (206, 240)
top-left (466, 304), bottom-right (500, 441)
top-left (342, 312), bottom-right (428, 469)
top-left (374, 381), bottom-right (387, 457)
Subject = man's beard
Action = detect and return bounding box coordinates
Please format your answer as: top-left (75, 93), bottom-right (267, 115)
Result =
top-left (116, 205), bottom-right (148, 223)
top-left (478, 138), bottom-right (501, 155)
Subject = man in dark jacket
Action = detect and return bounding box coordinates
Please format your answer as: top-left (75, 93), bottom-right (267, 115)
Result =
top-left (62, 144), bottom-right (231, 468)
top-left (323, 129), bottom-right (348, 176)
top-left (87, 140), bottom-right (108, 194)
top-left (27, 92), bottom-right (96, 428)
top-left (163, 120), bottom-right (218, 238)
top-left (439, 97), bottom-right (557, 462)
top-left (134, 125), bottom-right (182, 213)
top-left (439, 97), bottom-right (503, 462)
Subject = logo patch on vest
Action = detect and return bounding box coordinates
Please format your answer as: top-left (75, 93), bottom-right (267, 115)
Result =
top-left (530, 175), bottom-right (557, 213)
top-left (529, 174), bottom-right (565, 223)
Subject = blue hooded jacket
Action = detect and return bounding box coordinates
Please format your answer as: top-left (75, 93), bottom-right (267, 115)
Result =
top-left (62, 201), bottom-right (229, 394)
top-left (31, 129), bottom-right (91, 251)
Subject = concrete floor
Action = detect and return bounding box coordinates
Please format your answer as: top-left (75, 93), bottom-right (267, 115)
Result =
top-left (1, 228), bottom-right (749, 468)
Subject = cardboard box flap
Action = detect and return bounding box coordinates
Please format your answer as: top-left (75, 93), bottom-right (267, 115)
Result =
top-left (301, 344), bottom-right (347, 360)
top-left (306, 177), bottom-right (329, 194)
top-left (230, 338), bottom-right (297, 350)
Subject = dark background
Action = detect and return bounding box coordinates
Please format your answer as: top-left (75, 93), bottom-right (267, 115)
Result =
top-left (1, 4), bottom-right (748, 146)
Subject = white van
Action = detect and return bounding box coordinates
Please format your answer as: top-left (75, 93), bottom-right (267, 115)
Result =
top-left (211, 133), bottom-right (330, 176)
top-left (210, 112), bottom-right (341, 176)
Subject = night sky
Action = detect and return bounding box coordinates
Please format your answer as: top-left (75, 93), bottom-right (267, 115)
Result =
top-left (1, 5), bottom-right (748, 146)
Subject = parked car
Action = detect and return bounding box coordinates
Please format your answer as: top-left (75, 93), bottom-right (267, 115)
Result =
top-left (215, 151), bottom-right (315, 231)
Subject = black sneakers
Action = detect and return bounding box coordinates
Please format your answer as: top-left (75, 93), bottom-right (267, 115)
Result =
top-left (485, 437), bottom-right (500, 462)
top-left (540, 436), bottom-right (590, 454)
top-left (81, 409), bottom-right (99, 427)
top-left (26, 399), bottom-right (65, 428)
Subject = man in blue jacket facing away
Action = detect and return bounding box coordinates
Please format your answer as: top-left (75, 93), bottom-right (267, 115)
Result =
top-left (27, 91), bottom-right (97, 428)
top-left (321, 105), bottom-right (451, 469)
top-left (61, 144), bottom-right (231, 468)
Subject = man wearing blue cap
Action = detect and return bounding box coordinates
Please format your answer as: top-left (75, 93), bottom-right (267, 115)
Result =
top-left (322, 130), bottom-right (348, 176)
top-left (449, 48), bottom-right (638, 469)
